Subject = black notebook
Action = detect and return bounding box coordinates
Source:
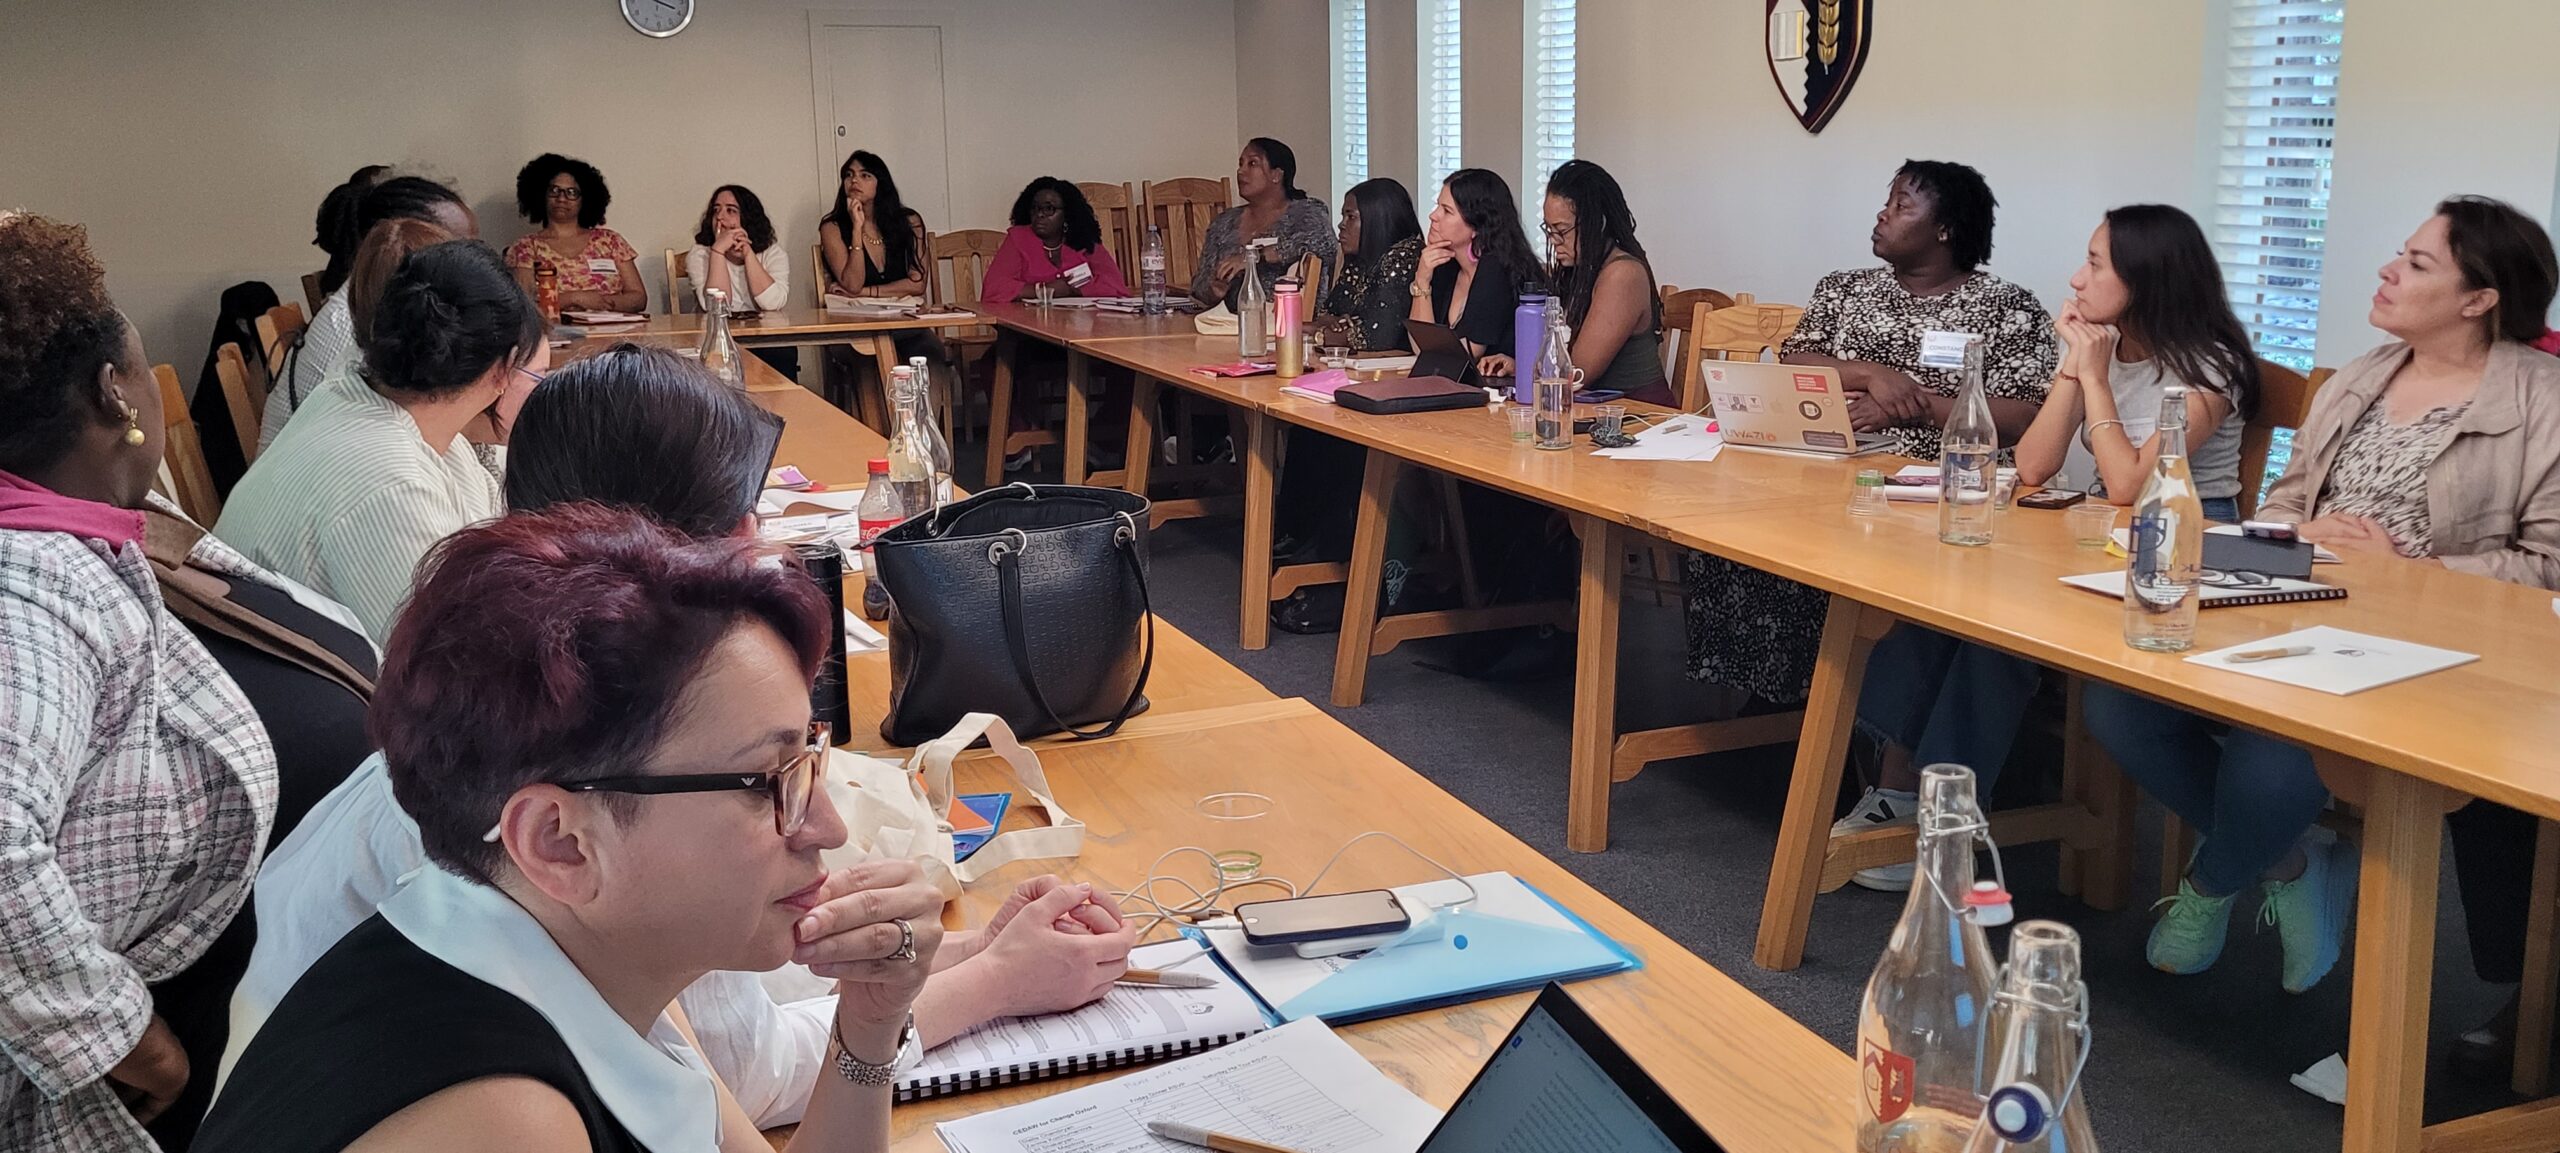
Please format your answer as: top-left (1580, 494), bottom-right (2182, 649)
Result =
top-left (2060, 570), bottom-right (2348, 608)
top-left (893, 940), bottom-right (1268, 1101)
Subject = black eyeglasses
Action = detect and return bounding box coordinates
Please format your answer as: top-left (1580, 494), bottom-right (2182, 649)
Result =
top-left (482, 721), bottom-right (831, 843)
top-left (2199, 568), bottom-right (2275, 589)
top-left (1540, 222), bottom-right (1575, 241)
top-left (547, 186), bottom-right (583, 201)
top-left (1030, 203), bottom-right (1065, 217)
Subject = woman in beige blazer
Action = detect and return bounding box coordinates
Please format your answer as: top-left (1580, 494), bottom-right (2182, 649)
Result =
top-left (2081, 195), bottom-right (2560, 1001)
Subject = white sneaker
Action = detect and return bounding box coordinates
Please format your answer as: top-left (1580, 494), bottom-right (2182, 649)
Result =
top-left (1833, 787), bottom-right (1919, 892)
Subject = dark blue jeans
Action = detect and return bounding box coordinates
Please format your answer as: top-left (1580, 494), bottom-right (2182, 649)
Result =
top-left (1855, 627), bottom-right (2045, 793)
top-left (2081, 683), bottom-right (2329, 895)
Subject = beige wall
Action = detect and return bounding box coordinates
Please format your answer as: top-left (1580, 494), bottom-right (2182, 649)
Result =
top-left (2315, 0), bottom-right (2560, 363)
top-left (0, 0), bottom-right (1239, 377)
top-left (1235, 0), bottom-right (1334, 204)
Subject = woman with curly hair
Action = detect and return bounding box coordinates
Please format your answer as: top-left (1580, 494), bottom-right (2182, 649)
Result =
top-left (503, 152), bottom-right (646, 314)
top-left (983, 177), bottom-right (1126, 302)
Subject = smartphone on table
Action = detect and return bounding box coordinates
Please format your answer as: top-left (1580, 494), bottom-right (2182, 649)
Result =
top-left (1237, 890), bottom-right (1411, 947)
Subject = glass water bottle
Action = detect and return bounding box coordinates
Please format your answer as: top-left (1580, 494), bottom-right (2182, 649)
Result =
top-left (1937, 338), bottom-right (1997, 546)
top-left (1858, 763), bottom-right (2003, 1153)
top-left (698, 287), bottom-right (743, 389)
top-left (1238, 239), bottom-right (1274, 358)
top-left (1961, 921), bottom-right (2099, 1153)
top-left (2124, 385), bottom-right (2203, 652)
top-left (1533, 301), bottom-right (1579, 450)
top-left (905, 354), bottom-right (954, 508)
top-left (885, 366), bottom-right (935, 516)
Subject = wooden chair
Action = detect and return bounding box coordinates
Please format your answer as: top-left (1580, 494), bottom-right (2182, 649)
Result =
top-left (1140, 177), bottom-right (1232, 294)
top-left (665, 248), bottom-right (692, 315)
top-left (213, 345), bottom-right (265, 465)
top-left (929, 228), bottom-right (1006, 442)
top-left (1078, 181), bottom-right (1138, 285)
top-left (811, 241), bottom-right (899, 430)
top-left (1657, 286), bottom-right (1737, 410)
top-left (300, 271), bottom-right (325, 313)
top-left (2237, 362), bottom-right (2331, 520)
top-left (253, 302), bottom-right (305, 382)
top-left (1677, 293), bottom-right (1805, 410)
top-left (155, 364), bottom-right (221, 524)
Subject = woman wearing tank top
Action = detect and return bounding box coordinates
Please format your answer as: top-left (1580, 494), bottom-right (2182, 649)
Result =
top-left (1541, 161), bottom-right (1673, 407)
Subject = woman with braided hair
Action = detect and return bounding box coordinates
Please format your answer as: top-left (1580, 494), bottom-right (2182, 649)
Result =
top-left (217, 239), bottom-right (547, 642)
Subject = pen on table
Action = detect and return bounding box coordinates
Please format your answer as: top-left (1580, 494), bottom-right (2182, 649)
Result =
top-left (1145, 1119), bottom-right (1309, 1153)
top-left (1117, 968), bottom-right (1218, 989)
top-left (2228, 644), bottom-right (2316, 664)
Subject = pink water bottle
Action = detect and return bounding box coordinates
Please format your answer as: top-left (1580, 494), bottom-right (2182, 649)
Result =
top-left (1274, 278), bottom-right (1305, 378)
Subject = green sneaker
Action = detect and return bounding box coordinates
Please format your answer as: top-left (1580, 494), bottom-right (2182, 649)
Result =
top-left (2261, 835), bottom-right (2358, 994)
top-left (2148, 880), bottom-right (2236, 975)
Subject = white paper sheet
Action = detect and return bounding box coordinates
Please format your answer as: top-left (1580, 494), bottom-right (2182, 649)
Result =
top-left (1591, 413), bottom-right (1723, 461)
top-left (901, 941), bottom-right (1262, 1092)
top-left (932, 1018), bottom-right (1438, 1153)
top-left (2186, 625), bottom-right (2478, 695)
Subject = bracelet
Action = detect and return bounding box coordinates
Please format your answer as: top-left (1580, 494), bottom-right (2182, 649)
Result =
top-left (2080, 419), bottom-right (2125, 451)
top-left (829, 1012), bottom-right (914, 1086)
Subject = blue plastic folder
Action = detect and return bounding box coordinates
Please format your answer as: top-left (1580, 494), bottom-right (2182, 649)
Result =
top-left (949, 793), bottom-right (1010, 862)
top-left (1195, 872), bottom-right (1640, 1026)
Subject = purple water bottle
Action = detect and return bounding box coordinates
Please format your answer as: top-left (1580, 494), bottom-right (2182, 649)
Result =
top-left (1513, 291), bottom-right (1549, 404)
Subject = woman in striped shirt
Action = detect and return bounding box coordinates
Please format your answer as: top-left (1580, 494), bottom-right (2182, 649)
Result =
top-left (216, 240), bottom-right (546, 642)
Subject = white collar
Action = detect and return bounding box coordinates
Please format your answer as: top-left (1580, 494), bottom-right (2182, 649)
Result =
top-left (379, 865), bottom-right (724, 1151)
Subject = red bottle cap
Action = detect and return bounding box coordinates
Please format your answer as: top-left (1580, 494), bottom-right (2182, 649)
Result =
top-left (867, 458), bottom-right (889, 474)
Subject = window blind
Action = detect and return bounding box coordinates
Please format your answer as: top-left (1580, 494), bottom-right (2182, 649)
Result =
top-left (2214, 0), bottom-right (2345, 375)
top-left (1330, 0), bottom-right (1369, 208)
top-left (1523, 0), bottom-right (1576, 227)
top-left (1421, 0), bottom-right (1462, 193)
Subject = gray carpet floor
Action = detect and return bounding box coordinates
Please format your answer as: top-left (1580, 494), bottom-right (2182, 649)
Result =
top-left (963, 435), bottom-right (2529, 1153)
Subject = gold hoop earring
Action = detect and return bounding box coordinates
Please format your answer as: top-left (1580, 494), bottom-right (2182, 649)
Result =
top-left (121, 404), bottom-right (145, 446)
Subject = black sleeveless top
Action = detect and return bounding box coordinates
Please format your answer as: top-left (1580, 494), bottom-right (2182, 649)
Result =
top-left (191, 915), bottom-right (643, 1153)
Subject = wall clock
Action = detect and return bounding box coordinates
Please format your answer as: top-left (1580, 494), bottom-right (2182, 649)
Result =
top-left (622, 0), bottom-right (693, 38)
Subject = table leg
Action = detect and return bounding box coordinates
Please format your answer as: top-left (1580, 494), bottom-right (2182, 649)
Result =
top-left (1330, 450), bottom-right (1401, 707)
top-left (1123, 375), bottom-right (1160, 499)
top-left (1754, 595), bottom-right (1878, 971)
top-left (1065, 350), bottom-right (1091, 487)
top-left (2340, 764), bottom-right (2451, 1153)
top-left (1567, 516), bottom-right (1626, 853)
top-left (984, 333), bottom-right (1017, 489)
top-left (2516, 819), bottom-right (2560, 1096)
top-left (860, 338), bottom-right (895, 432)
top-left (1241, 413), bottom-right (1279, 651)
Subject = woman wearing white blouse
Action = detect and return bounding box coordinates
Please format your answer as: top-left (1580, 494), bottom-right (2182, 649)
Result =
top-left (688, 185), bottom-right (791, 314)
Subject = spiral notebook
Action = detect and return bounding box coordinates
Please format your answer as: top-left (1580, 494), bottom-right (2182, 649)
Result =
top-left (2060, 570), bottom-right (2347, 608)
top-left (894, 940), bottom-right (1268, 1101)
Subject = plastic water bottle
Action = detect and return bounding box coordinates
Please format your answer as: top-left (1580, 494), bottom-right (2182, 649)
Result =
top-left (1858, 764), bottom-right (2004, 1153)
top-left (1513, 291), bottom-right (1550, 404)
top-left (855, 457), bottom-right (900, 620)
top-left (1937, 338), bottom-right (1997, 547)
top-left (1533, 304), bottom-right (1578, 450)
top-left (2125, 385), bottom-right (2203, 651)
top-left (1960, 921), bottom-right (2098, 1153)
top-left (1139, 225), bottom-right (1169, 314)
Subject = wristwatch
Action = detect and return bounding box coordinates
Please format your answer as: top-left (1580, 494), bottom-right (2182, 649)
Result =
top-left (831, 1013), bottom-right (919, 1086)
top-left (1409, 280), bottom-right (1430, 298)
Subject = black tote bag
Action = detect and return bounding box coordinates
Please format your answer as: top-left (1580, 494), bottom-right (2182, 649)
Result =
top-left (870, 483), bottom-right (1154, 746)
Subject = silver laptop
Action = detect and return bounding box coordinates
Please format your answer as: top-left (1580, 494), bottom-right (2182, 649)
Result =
top-left (1702, 360), bottom-right (1893, 457)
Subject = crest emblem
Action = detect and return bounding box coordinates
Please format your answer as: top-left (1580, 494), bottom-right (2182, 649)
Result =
top-left (1862, 1040), bottom-right (1915, 1123)
top-left (1766, 0), bottom-right (1874, 134)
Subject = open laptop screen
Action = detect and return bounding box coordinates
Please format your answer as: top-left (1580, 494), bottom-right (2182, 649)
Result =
top-left (1416, 984), bottom-right (1725, 1153)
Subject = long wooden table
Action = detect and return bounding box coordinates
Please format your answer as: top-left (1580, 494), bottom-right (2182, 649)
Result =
top-left (971, 302), bottom-right (1208, 491)
top-left (713, 347), bottom-right (1860, 1151)
top-left (626, 305), bottom-right (985, 430)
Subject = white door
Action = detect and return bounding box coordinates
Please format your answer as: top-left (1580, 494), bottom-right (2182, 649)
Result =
top-left (815, 23), bottom-right (952, 232)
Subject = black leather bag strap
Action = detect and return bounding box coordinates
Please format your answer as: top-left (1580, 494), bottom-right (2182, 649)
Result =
top-left (993, 526), bottom-right (1154, 740)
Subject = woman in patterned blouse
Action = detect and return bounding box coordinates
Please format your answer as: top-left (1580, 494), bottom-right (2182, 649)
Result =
top-left (0, 213), bottom-right (282, 1152)
top-left (503, 153), bottom-right (647, 314)
top-left (1190, 137), bottom-right (1338, 309)
top-left (2086, 197), bottom-right (2560, 999)
top-left (1318, 177), bottom-right (1423, 353)
top-left (1682, 160), bottom-right (2058, 704)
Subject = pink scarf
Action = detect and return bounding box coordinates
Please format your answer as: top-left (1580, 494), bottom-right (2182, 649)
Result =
top-left (0, 468), bottom-right (145, 547)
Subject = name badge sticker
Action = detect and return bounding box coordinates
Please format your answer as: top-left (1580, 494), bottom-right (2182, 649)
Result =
top-left (1917, 330), bottom-right (1981, 370)
top-left (587, 258), bottom-right (619, 276)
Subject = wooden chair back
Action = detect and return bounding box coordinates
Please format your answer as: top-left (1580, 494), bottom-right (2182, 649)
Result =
top-left (812, 242), bottom-right (829, 305)
top-left (665, 248), bottom-right (692, 315)
top-left (300, 271), bottom-right (325, 313)
top-left (928, 229), bottom-right (1005, 309)
top-left (1077, 181), bottom-right (1138, 285)
top-left (2239, 361), bottom-right (2330, 519)
top-left (213, 345), bottom-right (264, 465)
top-left (1294, 251), bottom-right (1325, 298)
top-left (1678, 293), bottom-right (1806, 410)
top-left (1140, 177), bottom-right (1232, 291)
top-left (253, 302), bottom-right (305, 382)
top-left (155, 364), bottom-right (221, 523)
top-left (1658, 286), bottom-right (1737, 408)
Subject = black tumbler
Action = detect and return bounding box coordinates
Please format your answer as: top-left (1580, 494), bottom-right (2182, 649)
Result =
top-left (792, 540), bottom-right (854, 736)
